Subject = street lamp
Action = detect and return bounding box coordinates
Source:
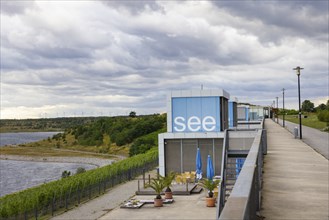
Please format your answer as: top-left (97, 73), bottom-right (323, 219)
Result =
top-left (276, 97), bottom-right (279, 123)
top-left (282, 88), bottom-right (285, 127)
top-left (293, 66), bottom-right (303, 139)
top-left (272, 100), bottom-right (275, 120)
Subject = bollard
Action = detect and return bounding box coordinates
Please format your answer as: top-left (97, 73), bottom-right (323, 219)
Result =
top-left (294, 127), bottom-right (298, 139)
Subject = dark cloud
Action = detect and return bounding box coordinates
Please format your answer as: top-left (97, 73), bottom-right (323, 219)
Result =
top-left (101, 0), bottom-right (164, 14)
top-left (0, 0), bottom-right (36, 15)
top-left (214, 1), bottom-right (328, 43)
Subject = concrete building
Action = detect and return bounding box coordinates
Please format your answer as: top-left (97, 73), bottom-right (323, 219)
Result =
top-left (237, 105), bottom-right (249, 121)
top-left (228, 99), bottom-right (238, 128)
top-left (238, 104), bottom-right (266, 121)
top-left (158, 89), bottom-right (230, 176)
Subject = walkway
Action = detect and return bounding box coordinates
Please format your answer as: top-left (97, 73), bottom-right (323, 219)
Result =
top-left (261, 119), bottom-right (329, 219)
top-left (51, 171), bottom-right (157, 220)
top-left (277, 118), bottom-right (329, 159)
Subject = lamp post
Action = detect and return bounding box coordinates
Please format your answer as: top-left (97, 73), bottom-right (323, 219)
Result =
top-left (282, 88), bottom-right (285, 127)
top-left (272, 100), bottom-right (275, 120)
top-left (276, 97), bottom-right (279, 123)
top-left (293, 66), bottom-right (303, 139)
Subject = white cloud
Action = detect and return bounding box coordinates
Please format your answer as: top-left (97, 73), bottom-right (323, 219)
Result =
top-left (1, 0), bottom-right (328, 119)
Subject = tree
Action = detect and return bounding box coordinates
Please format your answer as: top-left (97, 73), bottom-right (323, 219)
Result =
top-left (316, 103), bottom-right (327, 112)
top-left (129, 111), bottom-right (136, 117)
top-left (302, 100), bottom-right (314, 112)
top-left (317, 110), bottom-right (329, 125)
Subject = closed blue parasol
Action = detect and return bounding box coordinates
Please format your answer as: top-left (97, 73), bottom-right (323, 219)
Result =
top-left (236, 158), bottom-right (245, 177)
top-left (196, 148), bottom-right (202, 180)
top-left (206, 155), bottom-right (214, 180)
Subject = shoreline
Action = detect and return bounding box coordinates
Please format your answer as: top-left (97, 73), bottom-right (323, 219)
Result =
top-left (0, 154), bottom-right (114, 167)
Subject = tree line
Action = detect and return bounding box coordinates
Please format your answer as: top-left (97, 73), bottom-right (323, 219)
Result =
top-left (279, 99), bottom-right (329, 125)
top-left (0, 117), bottom-right (100, 132)
top-left (53, 114), bottom-right (167, 156)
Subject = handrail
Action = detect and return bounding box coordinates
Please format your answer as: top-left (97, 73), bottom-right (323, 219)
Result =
top-left (218, 127), bottom-right (266, 220)
top-left (216, 129), bottom-right (229, 218)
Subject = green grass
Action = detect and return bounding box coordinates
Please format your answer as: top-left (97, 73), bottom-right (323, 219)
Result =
top-left (280, 113), bottom-right (328, 131)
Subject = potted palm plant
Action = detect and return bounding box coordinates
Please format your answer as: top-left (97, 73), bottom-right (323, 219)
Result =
top-left (146, 177), bottom-right (166, 207)
top-left (161, 172), bottom-right (176, 199)
top-left (198, 178), bottom-right (220, 207)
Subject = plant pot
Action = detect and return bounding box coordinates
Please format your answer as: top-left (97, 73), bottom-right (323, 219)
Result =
top-left (206, 197), bottom-right (216, 207)
top-left (165, 191), bottom-right (173, 199)
top-left (154, 198), bottom-right (163, 207)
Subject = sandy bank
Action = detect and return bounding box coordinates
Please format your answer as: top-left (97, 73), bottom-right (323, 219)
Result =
top-left (0, 155), bottom-right (113, 167)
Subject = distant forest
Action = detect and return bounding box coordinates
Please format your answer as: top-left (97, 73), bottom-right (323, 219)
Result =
top-left (0, 117), bottom-right (100, 132)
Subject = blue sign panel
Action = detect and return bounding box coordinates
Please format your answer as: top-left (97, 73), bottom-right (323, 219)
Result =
top-left (228, 101), bottom-right (234, 128)
top-left (172, 97), bottom-right (220, 132)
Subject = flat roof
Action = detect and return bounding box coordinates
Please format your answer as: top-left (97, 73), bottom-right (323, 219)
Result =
top-left (167, 89), bottom-right (230, 100)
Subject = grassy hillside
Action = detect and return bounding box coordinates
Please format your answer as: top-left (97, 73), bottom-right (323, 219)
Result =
top-left (1, 114), bottom-right (167, 157)
top-left (280, 112), bottom-right (328, 131)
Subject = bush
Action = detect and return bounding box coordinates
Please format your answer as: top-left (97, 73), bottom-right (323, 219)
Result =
top-left (317, 110), bottom-right (329, 125)
top-left (61, 170), bottom-right (71, 178)
top-left (129, 128), bottom-right (165, 156)
top-left (76, 167), bottom-right (86, 174)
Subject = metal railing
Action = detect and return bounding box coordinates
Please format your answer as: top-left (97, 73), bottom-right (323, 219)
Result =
top-left (216, 129), bottom-right (228, 217)
top-left (217, 120), bottom-right (267, 220)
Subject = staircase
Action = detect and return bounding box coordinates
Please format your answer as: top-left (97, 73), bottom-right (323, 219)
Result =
top-left (224, 155), bottom-right (246, 201)
top-left (217, 130), bottom-right (248, 216)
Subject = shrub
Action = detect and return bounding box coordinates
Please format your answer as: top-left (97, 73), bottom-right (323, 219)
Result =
top-left (317, 110), bottom-right (329, 125)
top-left (61, 170), bottom-right (71, 178)
top-left (76, 167), bottom-right (86, 174)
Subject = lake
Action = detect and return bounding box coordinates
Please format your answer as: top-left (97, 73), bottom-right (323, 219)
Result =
top-left (0, 132), bottom-right (99, 197)
top-left (0, 160), bottom-right (96, 197)
top-left (0, 132), bottom-right (60, 146)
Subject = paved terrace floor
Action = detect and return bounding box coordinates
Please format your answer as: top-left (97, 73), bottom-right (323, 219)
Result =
top-left (51, 170), bottom-right (216, 220)
top-left (99, 193), bottom-right (215, 220)
top-left (261, 119), bottom-right (329, 220)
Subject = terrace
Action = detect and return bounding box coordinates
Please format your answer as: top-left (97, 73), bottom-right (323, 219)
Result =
top-left (98, 119), bottom-right (266, 219)
top-left (50, 117), bottom-right (328, 220)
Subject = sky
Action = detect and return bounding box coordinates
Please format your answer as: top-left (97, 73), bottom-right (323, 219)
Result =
top-left (1, 0), bottom-right (328, 119)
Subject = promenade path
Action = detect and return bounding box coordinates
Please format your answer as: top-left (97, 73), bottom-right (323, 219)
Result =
top-left (261, 119), bottom-right (329, 219)
top-left (278, 118), bottom-right (329, 159)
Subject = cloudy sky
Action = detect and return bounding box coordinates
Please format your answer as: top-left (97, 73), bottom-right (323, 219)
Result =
top-left (1, 1), bottom-right (328, 119)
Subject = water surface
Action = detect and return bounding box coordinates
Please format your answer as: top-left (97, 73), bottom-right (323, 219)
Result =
top-left (0, 160), bottom-right (96, 197)
top-left (0, 132), bottom-right (60, 146)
